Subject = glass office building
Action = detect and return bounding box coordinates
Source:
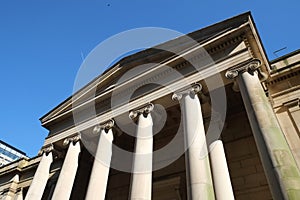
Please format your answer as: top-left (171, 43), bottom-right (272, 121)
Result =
top-left (0, 140), bottom-right (27, 167)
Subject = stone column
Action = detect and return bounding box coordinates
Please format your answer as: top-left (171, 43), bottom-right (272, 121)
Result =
top-left (226, 59), bottom-right (300, 200)
top-left (209, 140), bottom-right (234, 200)
top-left (85, 120), bottom-right (114, 200)
top-left (4, 174), bottom-right (20, 200)
top-left (25, 145), bottom-right (53, 200)
top-left (15, 189), bottom-right (23, 200)
top-left (172, 84), bottom-right (215, 200)
top-left (51, 135), bottom-right (81, 200)
top-left (129, 104), bottom-right (154, 200)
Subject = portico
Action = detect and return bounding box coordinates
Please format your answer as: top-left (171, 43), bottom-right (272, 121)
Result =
top-left (1, 12), bottom-right (300, 200)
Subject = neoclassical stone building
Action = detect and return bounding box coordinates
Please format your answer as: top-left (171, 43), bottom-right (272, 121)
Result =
top-left (1, 12), bottom-right (300, 200)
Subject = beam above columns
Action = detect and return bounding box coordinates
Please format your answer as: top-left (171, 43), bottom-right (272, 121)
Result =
top-left (43, 50), bottom-right (252, 146)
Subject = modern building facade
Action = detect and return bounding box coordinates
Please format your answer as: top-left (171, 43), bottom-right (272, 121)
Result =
top-left (0, 12), bottom-right (300, 200)
top-left (0, 140), bottom-right (27, 167)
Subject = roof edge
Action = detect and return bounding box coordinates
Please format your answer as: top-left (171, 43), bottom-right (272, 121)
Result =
top-left (39, 11), bottom-right (252, 125)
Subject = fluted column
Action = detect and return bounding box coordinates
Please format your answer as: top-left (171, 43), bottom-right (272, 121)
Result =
top-left (226, 59), bottom-right (300, 200)
top-left (209, 140), bottom-right (234, 200)
top-left (25, 145), bottom-right (53, 200)
top-left (51, 135), bottom-right (81, 200)
top-left (173, 84), bottom-right (215, 200)
top-left (85, 120), bottom-right (114, 200)
top-left (129, 104), bottom-right (154, 200)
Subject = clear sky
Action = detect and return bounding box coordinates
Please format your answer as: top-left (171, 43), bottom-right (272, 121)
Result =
top-left (0, 0), bottom-right (299, 157)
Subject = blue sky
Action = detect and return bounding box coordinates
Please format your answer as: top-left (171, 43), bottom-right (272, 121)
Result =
top-left (0, 0), bottom-right (299, 157)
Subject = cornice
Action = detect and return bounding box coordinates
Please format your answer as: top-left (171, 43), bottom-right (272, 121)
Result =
top-left (206, 34), bottom-right (244, 55)
top-left (266, 68), bottom-right (300, 86)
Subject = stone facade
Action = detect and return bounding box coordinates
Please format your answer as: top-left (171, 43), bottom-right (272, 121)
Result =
top-left (0, 12), bottom-right (300, 200)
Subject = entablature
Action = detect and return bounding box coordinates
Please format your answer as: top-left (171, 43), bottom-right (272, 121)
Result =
top-left (39, 12), bottom-right (270, 149)
top-left (43, 47), bottom-right (253, 146)
top-left (43, 31), bottom-right (248, 131)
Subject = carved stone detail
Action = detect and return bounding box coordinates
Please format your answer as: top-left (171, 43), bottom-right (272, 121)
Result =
top-left (38, 144), bottom-right (54, 156)
top-left (129, 103), bottom-right (154, 119)
top-left (92, 119), bottom-right (115, 134)
top-left (225, 58), bottom-right (262, 79)
top-left (172, 83), bottom-right (202, 101)
top-left (225, 70), bottom-right (239, 79)
top-left (63, 134), bottom-right (81, 146)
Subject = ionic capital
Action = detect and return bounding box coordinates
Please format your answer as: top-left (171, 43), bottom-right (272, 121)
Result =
top-left (38, 144), bottom-right (54, 156)
top-left (63, 134), bottom-right (81, 146)
top-left (225, 59), bottom-right (262, 79)
top-left (92, 119), bottom-right (114, 134)
top-left (172, 83), bottom-right (202, 101)
top-left (129, 103), bottom-right (154, 119)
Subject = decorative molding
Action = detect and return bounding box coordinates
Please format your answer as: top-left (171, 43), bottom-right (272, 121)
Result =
top-left (63, 134), bottom-right (81, 146)
top-left (271, 85), bottom-right (300, 100)
top-left (172, 83), bottom-right (202, 101)
top-left (129, 103), bottom-right (154, 119)
top-left (225, 58), bottom-right (261, 79)
top-left (266, 69), bottom-right (300, 86)
top-left (92, 119), bottom-right (114, 134)
top-left (207, 35), bottom-right (245, 55)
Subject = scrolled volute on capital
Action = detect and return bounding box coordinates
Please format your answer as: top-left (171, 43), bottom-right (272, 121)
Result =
top-left (38, 144), bottom-right (54, 156)
top-left (92, 119), bottom-right (115, 134)
top-left (63, 134), bottom-right (81, 146)
top-left (129, 103), bottom-right (154, 119)
top-left (225, 58), bottom-right (262, 79)
top-left (172, 83), bottom-right (202, 101)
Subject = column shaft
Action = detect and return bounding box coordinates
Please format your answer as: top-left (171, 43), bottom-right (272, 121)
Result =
top-left (130, 114), bottom-right (153, 200)
top-left (238, 71), bottom-right (300, 199)
top-left (4, 174), bottom-right (20, 200)
top-left (209, 140), bottom-right (234, 200)
top-left (181, 93), bottom-right (215, 200)
top-left (51, 141), bottom-right (81, 200)
top-left (15, 190), bottom-right (23, 200)
top-left (25, 152), bottom-right (53, 200)
top-left (85, 129), bottom-right (113, 200)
